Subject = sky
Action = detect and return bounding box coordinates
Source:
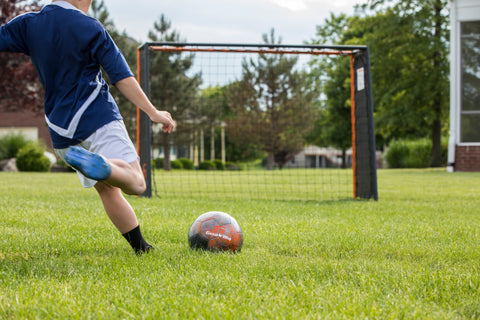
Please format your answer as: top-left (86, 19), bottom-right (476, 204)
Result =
top-left (41, 0), bottom-right (365, 44)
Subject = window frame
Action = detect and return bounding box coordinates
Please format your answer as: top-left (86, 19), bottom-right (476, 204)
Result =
top-left (459, 19), bottom-right (480, 144)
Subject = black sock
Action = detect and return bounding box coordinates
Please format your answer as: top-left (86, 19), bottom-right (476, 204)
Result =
top-left (122, 225), bottom-right (153, 254)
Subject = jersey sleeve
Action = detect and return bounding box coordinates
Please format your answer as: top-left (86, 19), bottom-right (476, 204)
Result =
top-left (90, 21), bottom-right (133, 84)
top-left (0, 15), bottom-right (30, 54)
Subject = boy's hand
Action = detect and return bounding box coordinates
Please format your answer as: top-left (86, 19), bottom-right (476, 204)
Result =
top-left (115, 77), bottom-right (175, 133)
top-left (150, 110), bottom-right (175, 133)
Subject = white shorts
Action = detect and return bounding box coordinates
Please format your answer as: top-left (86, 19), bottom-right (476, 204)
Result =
top-left (55, 120), bottom-right (139, 188)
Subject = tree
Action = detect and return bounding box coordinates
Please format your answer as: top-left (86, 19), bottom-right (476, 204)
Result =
top-left (311, 0), bottom-right (449, 166)
top-left (226, 29), bottom-right (319, 169)
top-left (0, 0), bottom-right (43, 114)
top-left (197, 86), bottom-right (225, 161)
top-left (307, 14), bottom-right (354, 167)
top-left (307, 57), bottom-right (352, 168)
top-left (365, 0), bottom-right (449, 167)
top-left (147, 15), bottom-right (201, 170)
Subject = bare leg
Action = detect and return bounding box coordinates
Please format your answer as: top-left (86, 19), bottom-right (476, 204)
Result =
top-left (94, 181), bottom-right (139, 234)
top-left (64, 147), bottom-right (146, 195)
top-left (95, 181), bottom-right (152, 253)
top-left (104, 159), bottom-right (146, 195)
top-left (62, 144), bottom-right (153, 253)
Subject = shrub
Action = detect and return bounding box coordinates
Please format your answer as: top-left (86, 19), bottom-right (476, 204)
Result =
top-left (0, 133), bottom-right (30, 160)
top-left (199, 160), bottom-right (216, 170)
top-left (179, 158), bottom-right (194, 170)
top-left (406, 139), bottom-right (432, 168)
top-left (152, 158), bottom-right (163, 169)
top-left (225, 161), bottom-right (240, 170)
top-left (384, 138), bottom-right (447, 168)
top-left (214, 159), bottom-right (225, 170)
top-left (16, 142), bottom-right (51, 172)
top-left (171, 159), bottom-right (183, 169)
top-left (385, 139), bottom-right (426, 168)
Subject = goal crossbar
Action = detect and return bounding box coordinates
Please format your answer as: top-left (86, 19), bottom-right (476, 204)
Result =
top-left (149, 46), bottom-right (355, 57)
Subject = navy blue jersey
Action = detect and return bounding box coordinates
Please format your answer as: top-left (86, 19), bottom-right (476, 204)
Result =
top-left (0, 1), bottom-right (134, 148)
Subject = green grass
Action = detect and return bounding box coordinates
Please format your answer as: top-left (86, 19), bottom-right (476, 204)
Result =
top-left (0, 169), bottom-right (479, 319)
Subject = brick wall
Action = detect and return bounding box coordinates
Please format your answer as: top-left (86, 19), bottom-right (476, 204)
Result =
top-left (0, 111), bottom-right (53, 151)
top-left (455, 145), bottom-right (480, 172)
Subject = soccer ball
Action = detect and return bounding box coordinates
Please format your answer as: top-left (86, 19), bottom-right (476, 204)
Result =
top-left (188, 211), bottom-right (243, 252)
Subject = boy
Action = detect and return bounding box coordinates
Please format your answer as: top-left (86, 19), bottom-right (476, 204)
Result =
top-left (0, 0), bottom-right (175, 254)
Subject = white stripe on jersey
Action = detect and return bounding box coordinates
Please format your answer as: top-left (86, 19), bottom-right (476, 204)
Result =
top-left (45, 73), bottom-right (102, 139)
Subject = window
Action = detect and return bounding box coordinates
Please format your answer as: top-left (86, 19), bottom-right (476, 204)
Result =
top-left (461, 21), bottom-right (480, 142)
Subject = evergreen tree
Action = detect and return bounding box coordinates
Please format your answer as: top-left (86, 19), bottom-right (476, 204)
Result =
top-left (226, 29), bottom-right (319, 169)
top-left (147, 14), bottom-right (201, 170)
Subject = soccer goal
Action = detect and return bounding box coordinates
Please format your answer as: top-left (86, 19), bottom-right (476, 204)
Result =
top-left (136, 42), bottom-right (378, 201)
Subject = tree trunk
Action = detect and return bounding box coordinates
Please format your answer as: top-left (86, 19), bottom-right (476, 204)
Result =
top-left (210, 127), bottom-right (215, 161)
top-left (430, 0), bottom-right (444, 167)
top-left (266, 153), bottom-right (274, 170)
top-left (431, 116), bottom-right (443, 167)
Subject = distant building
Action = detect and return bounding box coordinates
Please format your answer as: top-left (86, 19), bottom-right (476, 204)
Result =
top-left (448, 0), bottom-right (480, 171)
top-left (0, 111), bottom-right (53, 151)
top-left (285, 145), bottom-right (383, 169)
top-left (285, 146), bottom-right (352, 169)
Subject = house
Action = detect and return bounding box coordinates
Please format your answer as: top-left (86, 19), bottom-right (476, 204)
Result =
top-left (285, 146), bottom-right (352, 169)
top-left (285, 145), bottom-right (383, 169)
top-left (448, 0), bottom-right (480, 171)
top-left (0, 110), bottom-right (53, 151)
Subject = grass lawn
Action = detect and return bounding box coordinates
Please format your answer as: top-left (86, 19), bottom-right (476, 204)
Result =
top-left (0, 169), bottom-right (479, 319)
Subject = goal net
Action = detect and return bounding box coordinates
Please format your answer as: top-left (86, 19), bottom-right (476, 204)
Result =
top-left (136, 43), bottom-right (378, 201)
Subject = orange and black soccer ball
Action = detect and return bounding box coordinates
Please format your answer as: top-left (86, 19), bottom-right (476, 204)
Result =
top-left (188, 211), bottom-right (243, 252)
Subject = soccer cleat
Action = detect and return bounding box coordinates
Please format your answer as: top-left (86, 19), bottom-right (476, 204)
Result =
top-left (136, 244), bottom-right (154, 255)
top-left (64, 146), bottom-right (111, 181)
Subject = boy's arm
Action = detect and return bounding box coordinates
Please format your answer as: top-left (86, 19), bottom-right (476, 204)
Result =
top-left (115, 76), bottom-right (175, 133)
top-left (0, 17), bottom-right (29, 54)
